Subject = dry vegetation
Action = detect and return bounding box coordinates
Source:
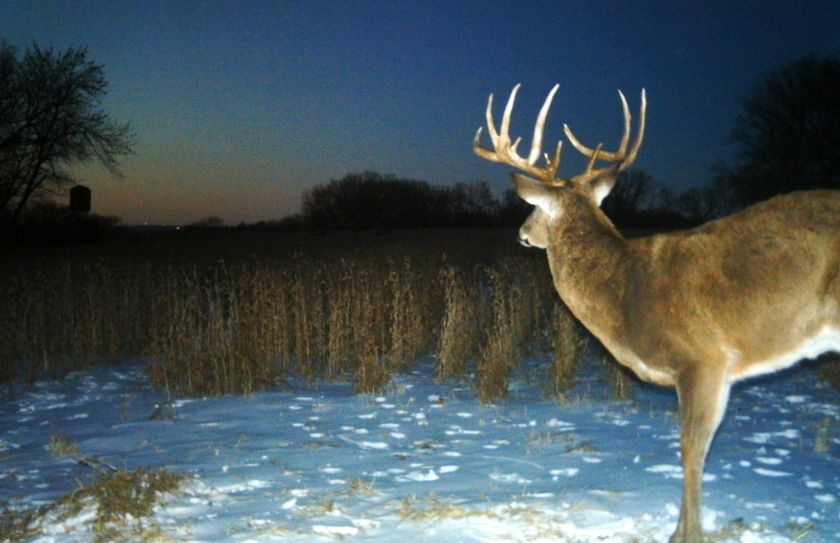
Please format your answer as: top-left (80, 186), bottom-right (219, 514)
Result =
top-left (0, 465), bottom-right (186, 543)
top-left (548, 302), bottom-right (587, 402)
top-left (0, 229), bottom-right (585, 402)
top-left (815, 353), bottom-right (840, 393)
top-left (2, 432), bottom-right (186, 542)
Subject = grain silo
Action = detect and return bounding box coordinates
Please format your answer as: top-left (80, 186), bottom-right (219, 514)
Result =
top-left (69, 185), bottom-right (91, 213)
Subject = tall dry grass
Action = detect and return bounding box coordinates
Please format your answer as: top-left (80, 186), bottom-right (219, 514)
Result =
top-left (142, 252), bottom-right (446, 395)
top-left (476, 267), bottom-right (518, 403)
top-left (145, 262), bottom-right (296, 396)
top-left (436, 263), bottom-right (483, 380)
top-left (475, 258), bottom-right (557, 403)
top-left (0, 261), bottom-right (149, 383)
top-left (548, 301), bottom-right (586, 402)
top-left (1, 230), bottom-right (583, 398)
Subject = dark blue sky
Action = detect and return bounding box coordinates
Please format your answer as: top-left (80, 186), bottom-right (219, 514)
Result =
top-left (3, 1), bottom-right (839, 224)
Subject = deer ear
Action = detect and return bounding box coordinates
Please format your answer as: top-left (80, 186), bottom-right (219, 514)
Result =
top-left (590, 174), bottom-right (617, 206)
top-left (511, 173), bottom-right (557, 212)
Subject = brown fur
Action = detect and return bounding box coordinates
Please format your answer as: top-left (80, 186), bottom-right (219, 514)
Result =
top-left (548, 190), bottom-right (840, 386)
top-left (530, 183), bottom-right (840, 543)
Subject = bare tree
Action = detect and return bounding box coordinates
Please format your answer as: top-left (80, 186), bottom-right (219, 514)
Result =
top-left (673, 186), bottom-right (723, 223)
top-left (0, 40), bottom-right (134, 222)
top-left (600, 168), bottom-right (656, 226)
top-left (187, 216), bottom-right (225, 229)
top-left (604, 169), bottom-right (654, 211)
top-left (446, 181), bottom-right (499, 225)
top-left (723, 54), bottom-right (840, 207)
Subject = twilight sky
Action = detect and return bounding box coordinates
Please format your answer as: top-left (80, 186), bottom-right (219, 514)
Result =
top-left (2, 1), bottom-right (840, 225)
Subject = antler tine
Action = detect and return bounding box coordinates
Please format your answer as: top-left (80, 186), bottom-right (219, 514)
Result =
top-left (499, 83), bottom-right (520, 148)
top-left (584, 143), bottom-right (604, 175)
top-left (528, 84), bottom-right (559, 165)
top-left (619, 88), bottom-right (646, 172)
top-left (485, 93), bottom-right (499, 147)
top-left (546, 139), bottom-right (563, 178)
top-left (472, 128), bottom-right (493, 168)
top-left (616, 90), bottom-right (631, 156)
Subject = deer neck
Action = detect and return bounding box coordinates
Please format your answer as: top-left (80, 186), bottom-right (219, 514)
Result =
top-left (545, 205), bottom-right (631, 339)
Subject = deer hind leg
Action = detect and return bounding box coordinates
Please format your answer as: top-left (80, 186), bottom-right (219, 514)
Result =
top-left (670, 366), bottom-right (731, 543)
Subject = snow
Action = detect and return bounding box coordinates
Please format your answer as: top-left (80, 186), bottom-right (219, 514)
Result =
top-left (1, 353), bottom-right (838, 542)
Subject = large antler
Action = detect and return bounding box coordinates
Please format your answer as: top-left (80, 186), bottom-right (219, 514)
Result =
top-left (472, 84), bottom-right (564, 185)
top-left (564, 89), bottom-right (646, 184)
top-left (473, 84), bottom-right (646, 186)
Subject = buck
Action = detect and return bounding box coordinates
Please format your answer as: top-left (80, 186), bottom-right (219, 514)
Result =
top-left (473, 84), bottom-right (840, 543)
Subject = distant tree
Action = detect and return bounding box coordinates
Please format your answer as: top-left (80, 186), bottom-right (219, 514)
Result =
top-left (299, 172), bottom-right (520, 229)
top-left (187, 216), bottom-right (225, 228)
top-left (672, 186), bottom-right (723, 223)
top-left (446, 181), bottom-right (499, 226)
top-left (0, 40), bottom-right (134, 222)
top-left (302, 171), bottom-right (444, 229)
top-left (1, 200), bottom-right (121, 245)
top-left (601, 169), bottom-right (657, 228)
top-left (721, 54), bottom-right (840, 207)
top-left (296, 169), bottom-right (722, 232)
top-left (498, 188), bottom-right (531, 226)
top-left (702, 162), bottom-right (742, 218)
top-left (603, 169), bottom-right (655, 215)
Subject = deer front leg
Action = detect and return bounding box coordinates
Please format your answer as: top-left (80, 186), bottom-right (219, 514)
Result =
top-left (670, 366), bottom-right (731, 543)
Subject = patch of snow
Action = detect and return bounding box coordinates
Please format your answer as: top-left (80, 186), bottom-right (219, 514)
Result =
top-left (755, 457), bottom-right (783, 465)
top-left (1, 354), bottom-right (837, 542)
top-left (489, 472), bottom-right (531, 485)
top-left (312, 524), bottom-right (359, 537)
top-left (753, 468), bottom-right (793, 478)
top-left (399, 469), bottom-right (439, 482)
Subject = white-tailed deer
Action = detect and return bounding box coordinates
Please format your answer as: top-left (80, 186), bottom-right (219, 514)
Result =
top-left (473, 84), bottom-right (840, 543)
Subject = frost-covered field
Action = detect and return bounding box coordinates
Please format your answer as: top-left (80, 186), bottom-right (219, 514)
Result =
top-left (1, 353), bottom-right (838, 542)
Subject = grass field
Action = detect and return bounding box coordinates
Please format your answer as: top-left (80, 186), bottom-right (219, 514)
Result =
top-left (0, 228), bottom-right (581, 401)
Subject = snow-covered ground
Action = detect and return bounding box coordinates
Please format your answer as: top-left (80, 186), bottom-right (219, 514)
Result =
top-left (1, 352), bottom-right (838, 542)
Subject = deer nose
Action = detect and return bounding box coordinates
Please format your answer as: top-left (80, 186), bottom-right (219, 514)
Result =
top-left (518, 234), bottom-right (531, 247)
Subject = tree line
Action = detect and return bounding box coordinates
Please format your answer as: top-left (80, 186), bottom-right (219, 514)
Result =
top-left (250, 169), bottom-right (699, 232)
top-left (299, 171), bottom-right (524, 229)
